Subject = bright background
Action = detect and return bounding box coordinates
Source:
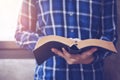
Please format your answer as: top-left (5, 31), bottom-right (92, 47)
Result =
top-left (0, 0), bottom-right (22, 41)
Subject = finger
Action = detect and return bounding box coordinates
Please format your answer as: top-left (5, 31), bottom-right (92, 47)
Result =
top-left (51, 48), bottom-right (64, 58)
top-left (81, 48), bottom-right (97, 59)
top-left (84, 48), bottom-right (97, 56)
top-left (62, 48), bottom-right (68, 53)
top-left (62, 48), bottom-right (73, 58)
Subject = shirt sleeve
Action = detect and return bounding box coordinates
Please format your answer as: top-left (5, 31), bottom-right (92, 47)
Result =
top-left (93, 0), bottom-right (118, 63)
top-left (15, 0), bottom-right (44, 51)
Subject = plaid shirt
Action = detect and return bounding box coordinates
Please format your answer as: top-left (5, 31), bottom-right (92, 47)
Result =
top-left (15, 0), bottom-right (117, 80)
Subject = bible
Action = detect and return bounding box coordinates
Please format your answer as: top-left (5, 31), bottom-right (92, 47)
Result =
top-left (33, 35), bottom-right (117, 65)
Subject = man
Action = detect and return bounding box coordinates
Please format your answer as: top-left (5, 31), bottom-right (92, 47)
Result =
top-left (15, 0), bottom-right (117, 80)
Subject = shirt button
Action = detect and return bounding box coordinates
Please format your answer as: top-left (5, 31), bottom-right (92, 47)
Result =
top-left (70, 29), bottom-right (74, 32)
top-left (69, 12), bottom-right (74, 16)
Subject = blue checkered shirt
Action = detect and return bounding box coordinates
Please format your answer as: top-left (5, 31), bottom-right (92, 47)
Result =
top-left (15, 0), bottom-right (117, 80)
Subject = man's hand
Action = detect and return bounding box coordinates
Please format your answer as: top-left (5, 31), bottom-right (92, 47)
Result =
top-left (51, 48), bottom-right (97, 64)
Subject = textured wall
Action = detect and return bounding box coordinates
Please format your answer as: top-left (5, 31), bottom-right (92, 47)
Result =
top-left (0, 59), bottom-right (35, 80)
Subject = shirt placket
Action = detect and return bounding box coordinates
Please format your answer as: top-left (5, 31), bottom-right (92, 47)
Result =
top-left (67, 0), bottom-right (77, 38)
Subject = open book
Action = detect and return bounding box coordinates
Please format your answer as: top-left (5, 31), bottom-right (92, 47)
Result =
top-left (33, 35), bottom-right (117, 65)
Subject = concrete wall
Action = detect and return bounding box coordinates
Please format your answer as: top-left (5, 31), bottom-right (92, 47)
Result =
top-left (0, 59), bottom-right (35, 80)
top-left (0, 41), bottom-right (35, 80)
